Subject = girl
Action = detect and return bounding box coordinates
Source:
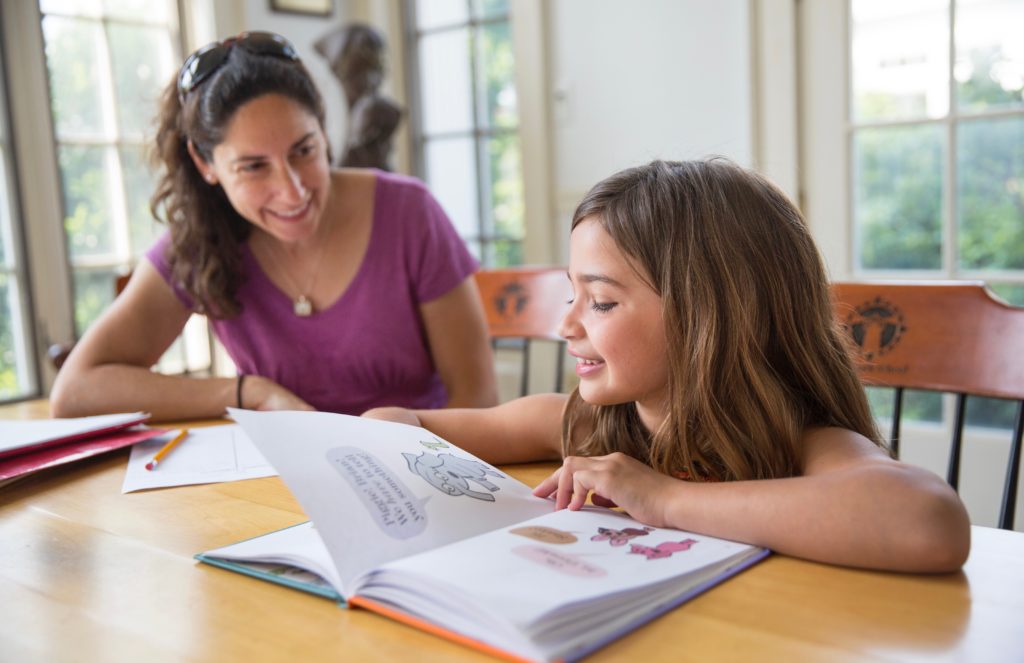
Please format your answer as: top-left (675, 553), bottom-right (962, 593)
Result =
top-left (365, 158), bottom-right (971, 573)
top-left (51, 32), bottom-right (496, 419)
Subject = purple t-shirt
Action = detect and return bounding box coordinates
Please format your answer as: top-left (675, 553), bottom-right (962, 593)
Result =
top-left (146, 171), bottom-right (478, 414)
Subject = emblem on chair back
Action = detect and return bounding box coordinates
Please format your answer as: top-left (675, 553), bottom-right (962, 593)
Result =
top-left (843, 296), bottom-right (907, 361)
top-left (493, 282), bottom-right (530, 320)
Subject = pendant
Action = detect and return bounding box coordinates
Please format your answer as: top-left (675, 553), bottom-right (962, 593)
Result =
top-left (294, 295), bottom-right (313, 317)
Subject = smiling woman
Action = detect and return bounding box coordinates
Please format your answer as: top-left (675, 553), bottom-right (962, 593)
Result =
top-left (48, 31), bottom-right (497, 420)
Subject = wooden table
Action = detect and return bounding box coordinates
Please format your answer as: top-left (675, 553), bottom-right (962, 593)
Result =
top-left (3, 400), bottom-right (1024, 662)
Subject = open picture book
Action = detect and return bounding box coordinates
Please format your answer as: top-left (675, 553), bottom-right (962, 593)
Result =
top-left (200, 409), bottom-right (769, 663)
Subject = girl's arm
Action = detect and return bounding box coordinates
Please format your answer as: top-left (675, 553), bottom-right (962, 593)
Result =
top-left (50, 261), bottom-right (312, 420)
top-left (363, 393), bottom-right (566, 464)
top-left (535, 428), bottom-right (971, 573)
top-left (418, 276), bottom-right (499, 408)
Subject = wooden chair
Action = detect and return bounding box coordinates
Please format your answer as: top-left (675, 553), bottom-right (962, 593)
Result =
top-left (831, 281), bottom-right (1024, 529)
top-left (474, 267), bottom-right (572, 397)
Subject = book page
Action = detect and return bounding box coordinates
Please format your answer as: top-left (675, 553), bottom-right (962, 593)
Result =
top-left (357, 508), bottom-right (765, 661)
top-left (200, 521), bottom-right (342, 593)
top-left (229, 409), bottom-right (553, 598)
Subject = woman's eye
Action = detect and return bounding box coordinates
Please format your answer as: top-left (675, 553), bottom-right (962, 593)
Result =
top-left (240, 162), bottom-right (266, 173)
top-left (591, 302), bottom-right (617, 313)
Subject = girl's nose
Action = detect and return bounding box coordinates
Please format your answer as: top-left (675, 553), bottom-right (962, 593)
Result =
top-left (557, 302), bottom-right (580, 340)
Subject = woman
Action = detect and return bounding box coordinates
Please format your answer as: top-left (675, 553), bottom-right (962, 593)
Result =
top-left (51, 32), bottom-right (497, 420)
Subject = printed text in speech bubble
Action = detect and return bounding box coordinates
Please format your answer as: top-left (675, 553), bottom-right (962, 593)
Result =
top-left (326, 446), bottom-right (428, 539)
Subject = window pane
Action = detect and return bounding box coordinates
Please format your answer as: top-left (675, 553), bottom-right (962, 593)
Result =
top-left (40, 0), bottom-right (103, 16)
top-left (489, 239), bottom-right (522, 268)
top-left (419, 28), bottom-right (473, 135)
top-left (108, 23), bottom-right (175, 139)
top-left (0, 274), bottom-right (19, 399)
top-left (989, 282), bottom-right (1024, 306)
top-left (966, 395), bottom-right (1019, 430)
top-left (853, 124), bottom-right (945, 269)
top-left (487, 133), bottom-right (522, 240)
top-left (415, 0), bottom-right (468, 30)
top-left (73, 268), bottom-right (118, 334)
top-left (866, 386), bottom-right (943, 424)
top-left (473, 0), bottom-right (508, 20)
top-left (103, 0), bottom-right (171, 23)
top-left (59, 145), bottom-right (117, 260)
top-left (43, 16), bottom-right (115, 140)
top-left (0, 153), bottom-right (8, 267)
top-left (955, 0), bottom-right (1024, 112)
top-left (851, 0), bottom-right (949, 121)
top-left (424, 137), bottom-right (479, 238)
top-left (120, 145), bottom-right (160, 256)
top-left (957, 115), bottom-right (1024, 270)
top-left (478, 21), bottom-right (517, 130)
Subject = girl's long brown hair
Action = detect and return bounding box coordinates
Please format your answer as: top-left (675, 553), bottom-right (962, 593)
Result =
top-left (149, 46), bottom-right (327, 317)
top-left (562, 159), bottom-right (883, 481)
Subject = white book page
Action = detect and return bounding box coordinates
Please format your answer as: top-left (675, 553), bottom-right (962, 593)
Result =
top-left (0, 412), bottom-right (148, 454)
top-left (229, 409), bottom-right (553, 598)
top-left (364, 508), bottom-right (759, 629)
top-left (201, 521), bottom-right (342, 592)
top-left (122, 425), bottom-right (276, 492)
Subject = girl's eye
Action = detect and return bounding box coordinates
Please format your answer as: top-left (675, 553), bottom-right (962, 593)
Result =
top-left (591, 302), bottom-right (617, 313)
top-left (240, 162), bottom-right (266, 173)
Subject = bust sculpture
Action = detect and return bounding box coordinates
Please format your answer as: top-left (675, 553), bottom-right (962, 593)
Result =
top-left (314, 23), bottom-right (403, 171)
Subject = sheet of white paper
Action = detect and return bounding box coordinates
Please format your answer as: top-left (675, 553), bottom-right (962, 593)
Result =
top-left (0, 412), bottom-right (148, 455)
top-left (122, 424), bottom-right (276, 493)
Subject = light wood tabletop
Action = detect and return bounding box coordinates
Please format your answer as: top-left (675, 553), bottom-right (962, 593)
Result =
top-left (2, 400), bottom-right (1024, 662)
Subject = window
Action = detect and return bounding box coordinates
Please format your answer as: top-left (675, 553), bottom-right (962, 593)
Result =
top-left (849, 0), bottom-right (1024, 429)
top-left (38, 0), bottom-right (212, 375)
top-left (405, 0), bottom-right (525, 266)
top-left (0, 49), bottom-right (38, 401)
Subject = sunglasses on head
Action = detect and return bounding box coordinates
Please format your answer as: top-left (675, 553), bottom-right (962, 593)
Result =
top-left (177, 31), bottom-right (300, 103)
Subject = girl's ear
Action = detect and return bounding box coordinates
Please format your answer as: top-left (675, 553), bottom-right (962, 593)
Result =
top-left (186, 139), bottom-right (218, 185)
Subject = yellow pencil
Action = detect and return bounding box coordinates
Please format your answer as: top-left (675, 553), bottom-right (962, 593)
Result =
top-left (145, 429), bottom-right (190, 471)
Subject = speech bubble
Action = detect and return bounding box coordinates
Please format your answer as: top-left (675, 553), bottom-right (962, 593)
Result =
top-left (326, 446), bottom-right (429, 540)
top-left (509, 526), bottom-right (578, 545)
top-left (512, 545), bottom-right (607, 578)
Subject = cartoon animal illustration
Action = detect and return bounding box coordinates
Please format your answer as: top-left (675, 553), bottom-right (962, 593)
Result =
top-left (590, 526), bottom-right (654, 547)
top-left (402, 451), bottom-right (505, 502)
top-left (628, 539), bottom-right (699, 560)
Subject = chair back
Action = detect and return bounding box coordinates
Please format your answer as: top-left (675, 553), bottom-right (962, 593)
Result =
top-left (474, 267), bottom-right (571, 397)
top-left (832, 281), bottom-right (1024, 529)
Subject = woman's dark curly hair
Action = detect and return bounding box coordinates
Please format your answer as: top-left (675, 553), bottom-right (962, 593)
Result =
top-left (149, 45), bottom-right (327, 318)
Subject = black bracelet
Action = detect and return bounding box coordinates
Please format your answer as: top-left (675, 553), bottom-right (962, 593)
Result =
top-left (236, 374), bottom-right (246, 409)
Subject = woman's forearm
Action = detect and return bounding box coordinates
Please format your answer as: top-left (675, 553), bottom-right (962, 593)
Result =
top-left (50, 363), bottom-right (237, 421)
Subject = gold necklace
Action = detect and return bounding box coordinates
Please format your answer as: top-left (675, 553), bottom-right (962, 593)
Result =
top-left (263, 219), bottom-right (335, 317)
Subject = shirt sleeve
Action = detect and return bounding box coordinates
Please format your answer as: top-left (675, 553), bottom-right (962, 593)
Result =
top-left (403, 180), bottom-right (480, 303)
top-left (144, 231), bottom-right (197, 310)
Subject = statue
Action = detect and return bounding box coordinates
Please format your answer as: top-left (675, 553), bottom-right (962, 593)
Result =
top-left (315, 23), bottom-right (403, 171)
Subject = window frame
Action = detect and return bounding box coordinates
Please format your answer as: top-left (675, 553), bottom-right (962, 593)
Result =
top-left (402, 0), bottom-right (524, 267)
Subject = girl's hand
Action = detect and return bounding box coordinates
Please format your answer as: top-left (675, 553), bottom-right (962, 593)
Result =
top-left (242, 375), bottom-right (315, 412)
top-left (532, 453), bottom-right (681, 527)
top-left (361, 406), bottom-right (423, 427)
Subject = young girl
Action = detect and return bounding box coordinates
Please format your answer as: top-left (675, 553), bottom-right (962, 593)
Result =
top-left (365, 159), bottom-right (971, 573)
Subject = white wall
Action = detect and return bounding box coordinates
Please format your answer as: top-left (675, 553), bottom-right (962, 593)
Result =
top-left (545, 0), bottom-right (754, 260)
top-left (212, 1), bottom-right (358, 166)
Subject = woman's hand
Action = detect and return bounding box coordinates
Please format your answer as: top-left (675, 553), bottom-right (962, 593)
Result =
top-left (532, 452), bottom-right (682, 527)
top-left (242, 375), bottom-right (315, 411)
top-left (361, 406), bottom-right (422, 426)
